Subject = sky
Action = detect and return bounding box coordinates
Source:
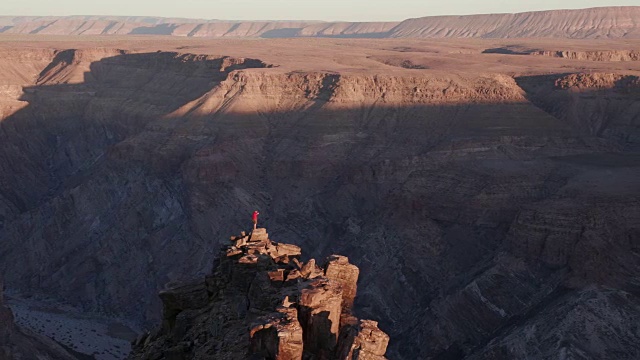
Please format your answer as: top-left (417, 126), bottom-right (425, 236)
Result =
top-left (1, 0), bottom-right (638, 22)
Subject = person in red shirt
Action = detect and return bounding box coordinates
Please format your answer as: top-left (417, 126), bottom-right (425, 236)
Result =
top-left (252, 210), bottom-right (260, 230)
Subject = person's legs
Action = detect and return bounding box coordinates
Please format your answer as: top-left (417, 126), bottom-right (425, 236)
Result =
top-left (253, 220), bottom-right (257, 230)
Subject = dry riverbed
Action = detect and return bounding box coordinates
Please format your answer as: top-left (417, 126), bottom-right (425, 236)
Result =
top-left (6, 294), bottom-right (139, 360)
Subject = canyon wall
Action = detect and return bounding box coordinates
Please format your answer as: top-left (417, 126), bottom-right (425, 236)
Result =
top-left (517, 72), bottom-right (640, 146)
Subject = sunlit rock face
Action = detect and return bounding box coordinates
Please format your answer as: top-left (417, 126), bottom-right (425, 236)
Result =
top-left (130, 228), bottom-right (389, 359)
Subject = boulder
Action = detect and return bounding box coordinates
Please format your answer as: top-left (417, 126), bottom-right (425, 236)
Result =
top-left (275, 243), bottom-right (302, 258)
top-left (234, 236), bottom-right (248, 248)
top-left (251, 228), bottom-right (269, 242)
top-left (268, 269), bottom-right (286, 283)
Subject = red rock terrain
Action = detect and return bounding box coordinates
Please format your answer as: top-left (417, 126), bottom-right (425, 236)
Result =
top-left (0, 37), bottom-right (638, 359)
top-left (1, 7), bottom-right (640, 38)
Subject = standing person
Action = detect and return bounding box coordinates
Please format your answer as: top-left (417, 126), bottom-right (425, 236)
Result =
top-left (252, 210), bottom-right (260, 230)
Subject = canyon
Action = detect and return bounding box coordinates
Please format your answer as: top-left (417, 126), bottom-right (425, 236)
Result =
top-left (1, 7), bottom-right (640, 39)
top-left (0, 34), bottom-right (638, 359)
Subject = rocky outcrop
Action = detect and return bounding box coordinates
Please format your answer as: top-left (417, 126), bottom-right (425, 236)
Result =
top-left (324, 255), bottom-right (359, 313)
top-left (129, 228), bottom-right (389, 359)
top-left (298, 278), bottom-right (343, 357)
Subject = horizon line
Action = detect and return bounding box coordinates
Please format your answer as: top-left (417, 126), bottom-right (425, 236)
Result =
top-left (1, 6), bottom-right (638, 24)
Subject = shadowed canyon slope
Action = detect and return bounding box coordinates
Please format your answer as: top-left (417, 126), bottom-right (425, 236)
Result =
top-left (2, 7), bottom-right (640, 38)
top-left (0, 38), bottom-right (639, 359)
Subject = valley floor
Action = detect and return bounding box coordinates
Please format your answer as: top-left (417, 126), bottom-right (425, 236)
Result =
top-left (6, 294), bottom-right (138, 360)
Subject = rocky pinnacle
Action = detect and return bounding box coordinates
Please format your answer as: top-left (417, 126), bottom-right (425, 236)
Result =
top-left (129, 227), bottom-right (389, 359)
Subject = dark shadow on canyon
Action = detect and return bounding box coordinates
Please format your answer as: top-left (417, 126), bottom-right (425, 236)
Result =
top-left (482, 47), bottom-right (528, 55)
top-left (312, 31), bottom-right (392, 39)
top-left (260, 28), bottom-right (393, 39)
top-left (260, 28), bottom-right (305, 38)
top-left (130, 24), bottom-right (180, 35)
top-left (516, 73), bottom-right (640, 142)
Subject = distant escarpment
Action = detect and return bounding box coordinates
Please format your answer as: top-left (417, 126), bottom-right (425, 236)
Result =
top-left (129, 228), bottom-right (389, 359)
top-left (1, 7), bottom-right (640, 39)
top-left (389, 7), bottom-right (640, 39)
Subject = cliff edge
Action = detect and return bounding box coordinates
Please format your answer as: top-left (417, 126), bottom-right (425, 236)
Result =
top-left (129, 227), bottom-right (389, 359)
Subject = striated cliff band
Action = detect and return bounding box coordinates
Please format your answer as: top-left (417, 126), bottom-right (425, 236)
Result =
top-left (1, 7), bottom-right (640, 39)
top-left (0, 37), bottom-right (638, 359)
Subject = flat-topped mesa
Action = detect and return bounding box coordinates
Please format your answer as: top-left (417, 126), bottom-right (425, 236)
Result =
top-left (129, 227), bottom-right (389, 359)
